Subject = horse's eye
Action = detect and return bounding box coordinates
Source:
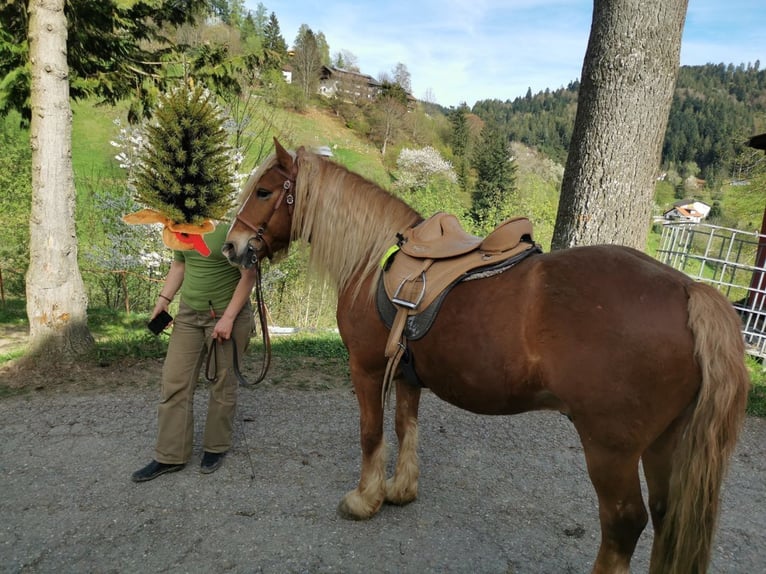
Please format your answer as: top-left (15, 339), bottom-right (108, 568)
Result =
top-left (256, 188), bottom-right (272, 199)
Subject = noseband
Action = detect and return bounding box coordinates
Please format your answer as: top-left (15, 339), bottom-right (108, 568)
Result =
top-left (235, 165), bottom-right (297, 261)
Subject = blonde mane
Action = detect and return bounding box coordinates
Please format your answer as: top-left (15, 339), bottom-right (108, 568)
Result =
top-left (290, 149), bottom-right (421, 296)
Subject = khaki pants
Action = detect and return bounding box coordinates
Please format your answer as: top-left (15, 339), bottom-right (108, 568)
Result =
top-left (155, 301), bottom-right (253, 464)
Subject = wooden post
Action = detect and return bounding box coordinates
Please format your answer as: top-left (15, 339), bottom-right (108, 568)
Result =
top-left (748, 205), bottom-right (766, 309)
top-left (121, 271), bottom-right (130, 314)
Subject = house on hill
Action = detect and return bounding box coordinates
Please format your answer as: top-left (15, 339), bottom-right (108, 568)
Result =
top-left (318, 66), bottom-right (381, 102)
top-left (663, 199), bottom-right (711, 223)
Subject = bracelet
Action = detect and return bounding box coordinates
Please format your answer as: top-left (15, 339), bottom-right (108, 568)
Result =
top-left (158, 294), bottom-right (173, 303)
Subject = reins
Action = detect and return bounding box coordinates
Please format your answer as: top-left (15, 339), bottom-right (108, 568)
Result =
top-left (249, 257), bottom-right (272, 384)
top-left (204, 257), bottom-right (271, 386)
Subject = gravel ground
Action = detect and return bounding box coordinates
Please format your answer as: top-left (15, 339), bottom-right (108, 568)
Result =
top-left (0, 382), bottom-right (765, 574)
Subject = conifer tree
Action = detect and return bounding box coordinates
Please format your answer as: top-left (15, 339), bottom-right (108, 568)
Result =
top-left (470, 127), bottom-right (517, 232)
top-left (450, 104), bottom-right (471, 192)
top-left (263, 12), bottom-right (288, 71)
top-left (132, 83), bottom-right (236, 225)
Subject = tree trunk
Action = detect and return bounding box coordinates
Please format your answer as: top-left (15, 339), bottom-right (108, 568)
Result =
top-left (551, 0), bottom-right (688, 250)
top-left (26, 0), bottom-right (94, 358)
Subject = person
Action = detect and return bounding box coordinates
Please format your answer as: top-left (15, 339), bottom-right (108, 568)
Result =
top-left (132, 222), bottom-right (257, 482)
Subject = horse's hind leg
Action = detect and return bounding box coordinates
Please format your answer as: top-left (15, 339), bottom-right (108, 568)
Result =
top-left (386, 378), bottom-right (421, 505)
top-left (337, 366), bottom-right (387, 520)
top-left (581, 444), bottom-right (648, 574)
top-left (641, 414), bottom-right (688, 574)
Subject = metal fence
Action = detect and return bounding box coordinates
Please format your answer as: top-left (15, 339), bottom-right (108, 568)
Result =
top-left (655, 222), bottom-right (766, 359)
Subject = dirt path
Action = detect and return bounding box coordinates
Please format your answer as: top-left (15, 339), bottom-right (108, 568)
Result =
top-left (0, 372), bottom-right (765, 573)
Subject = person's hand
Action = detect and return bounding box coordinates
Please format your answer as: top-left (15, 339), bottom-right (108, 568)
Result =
top-left (151, 298), bottom-right (169, 320)
top-left (212, 315), bottom-right (234, 340)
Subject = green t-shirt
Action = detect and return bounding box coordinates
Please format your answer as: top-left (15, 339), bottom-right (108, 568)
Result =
top-left (174, 223), bottom-right (242, 312)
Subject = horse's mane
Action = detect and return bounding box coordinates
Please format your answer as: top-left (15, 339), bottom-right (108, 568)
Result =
top-left (290, 149), bottom-right (421, 297)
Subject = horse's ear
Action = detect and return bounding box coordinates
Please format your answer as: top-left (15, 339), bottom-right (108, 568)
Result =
top-left (273, 137), bottom-right (293, 169)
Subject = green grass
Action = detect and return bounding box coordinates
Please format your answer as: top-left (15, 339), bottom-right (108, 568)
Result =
top-left (0, 297), bottom-right (26, 326)
top-left (271, 331), bottom-right (348, 360)
top-left (746, 356), bottom-right (766, 417)
top-left (0, 298), bottom-right (27, 363)
top-left (719, 178), bottom-right (766, 231)
top-left (71, 100), bottom-right (126, 180)
top-left (87, 307), bottom-right (170, 365)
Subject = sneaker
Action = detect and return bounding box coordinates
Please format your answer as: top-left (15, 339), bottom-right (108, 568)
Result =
top-left (131, 460), bottom-right (185, 483)
top-left (200, 451), bottom-right (227, 474)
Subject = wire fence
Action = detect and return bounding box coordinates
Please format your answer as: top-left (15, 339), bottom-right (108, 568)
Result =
top-left (656, 222), bottom-right (766, 359)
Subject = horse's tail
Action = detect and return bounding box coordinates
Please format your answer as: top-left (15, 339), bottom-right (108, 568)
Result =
top-left (651, 281), bottom-right (750, 574)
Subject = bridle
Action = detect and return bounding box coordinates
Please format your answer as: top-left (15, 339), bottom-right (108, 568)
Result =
top-left (219, 162), bottom-right (298, 386)
top-left (234, 165), bottom-right (297, 263)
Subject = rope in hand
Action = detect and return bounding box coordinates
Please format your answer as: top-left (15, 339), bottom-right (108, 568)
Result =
top-left (204, 258), bottom-right (272, 387)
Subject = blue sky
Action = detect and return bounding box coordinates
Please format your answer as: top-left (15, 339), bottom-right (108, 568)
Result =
top-left (246, 0), bottom-right (765, 108)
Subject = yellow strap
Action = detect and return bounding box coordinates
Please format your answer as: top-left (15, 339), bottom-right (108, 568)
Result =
top-left (380, 244), bottom-right (400, 268)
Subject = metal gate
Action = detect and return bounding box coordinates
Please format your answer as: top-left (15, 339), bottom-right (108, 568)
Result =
top-left (655, 222), bottom-right (766, 359)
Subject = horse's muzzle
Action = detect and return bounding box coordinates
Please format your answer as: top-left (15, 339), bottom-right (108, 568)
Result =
top-left (222, 241), bottom-right (259, 269)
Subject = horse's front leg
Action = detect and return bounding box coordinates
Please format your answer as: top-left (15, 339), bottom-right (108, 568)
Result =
top-left (386, 377), bottom-right (421, 505)
top-left (337, 366), bottom-right (387, 520)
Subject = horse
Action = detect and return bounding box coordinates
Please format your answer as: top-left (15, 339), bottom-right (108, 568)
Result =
top-left (223, 139), bottom-right (750, 574)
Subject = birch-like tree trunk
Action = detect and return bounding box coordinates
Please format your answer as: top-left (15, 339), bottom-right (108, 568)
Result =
top-left (26, 0), bottom-right (94, 357)
top-left (551, 0), bottom-right (688, 250)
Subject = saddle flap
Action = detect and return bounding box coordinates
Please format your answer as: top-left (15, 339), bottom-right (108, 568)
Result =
top-left (400, 212), bottom-right (482, 259)
top-left (480, 216), bottom-right (534, 254)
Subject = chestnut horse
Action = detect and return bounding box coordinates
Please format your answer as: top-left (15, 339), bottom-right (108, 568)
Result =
top-left (223, 140), bottom-right (749, 574)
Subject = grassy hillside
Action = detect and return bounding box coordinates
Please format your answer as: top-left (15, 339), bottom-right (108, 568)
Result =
top-left (266, 106), bottom-right (391, 186)
top-left (70, 100), bottom-right (390, 188)
top-left (70, 97), bottom-right (762, 257)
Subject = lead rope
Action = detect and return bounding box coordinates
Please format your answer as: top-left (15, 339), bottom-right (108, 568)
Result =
top-left (203, 258), bottom-right (273, 481)
top-left (206, 259), bottom-right (272, 386)
top-left (238, 257), bottom-right (271, 481)
top-left (248, 256), bottom-right (272, 385)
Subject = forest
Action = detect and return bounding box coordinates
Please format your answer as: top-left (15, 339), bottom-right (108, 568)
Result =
top-left (472, 62), bottom-right (766, 185)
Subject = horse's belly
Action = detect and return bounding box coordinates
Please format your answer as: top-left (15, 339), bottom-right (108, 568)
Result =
top-left (408, 329), bottom-right (563, 414)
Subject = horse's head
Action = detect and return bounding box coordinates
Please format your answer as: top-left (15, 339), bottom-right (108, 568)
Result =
top-left (223, 139), bottom-right (299, 269)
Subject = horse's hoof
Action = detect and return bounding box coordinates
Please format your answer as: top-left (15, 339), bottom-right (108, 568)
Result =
top-left (385, 477), bottom-right (418, 506)
top-left (336, 500), bottom-right (369, 521)
top-left (337, 490), bottom-right (380, 520)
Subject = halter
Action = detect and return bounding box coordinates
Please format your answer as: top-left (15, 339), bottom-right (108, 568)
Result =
top-left (234, 165), bottom-right (296, 262)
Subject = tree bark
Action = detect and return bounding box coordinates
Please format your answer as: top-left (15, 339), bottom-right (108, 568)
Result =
top-left (551, 0), bottom-right (688, 250)
top-left (26, 0), bottom-right (94, 358)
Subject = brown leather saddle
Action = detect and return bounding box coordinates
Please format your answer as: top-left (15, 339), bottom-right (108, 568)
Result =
top-left (377, 212), bottom-right (540, 401)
